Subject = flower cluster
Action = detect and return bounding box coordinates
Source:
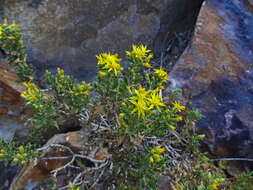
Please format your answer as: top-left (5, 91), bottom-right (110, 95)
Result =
top-left (153, 68), bottom-right (168, 83)
top-left (21, 81), bottom-right (42, 107)
top-left (128, 87), bottom-right (165, 118)
top-left (96, 52), bottom-right (123, 76)
top-left (149, 146), bottom-right (165, 163)
top-left (45, 68), bottom-right (91, 114)
top-left (126, 44), bottom-right (153, 68)
top-left (0, 139), bottom-right (38, 166)
top-left (13, 146), bottom-right (28, 165)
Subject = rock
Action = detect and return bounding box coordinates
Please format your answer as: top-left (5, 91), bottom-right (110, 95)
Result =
top-left (169, 0), bottom-right (253, 175)
top-left (11, 128), bottom-right (110, 190)
top-left (0, 163), bottom-right (20, 190)
top-left (1, 0), bottom-right (203, 81)
top-left (0, 61), bottom-right (25, 141)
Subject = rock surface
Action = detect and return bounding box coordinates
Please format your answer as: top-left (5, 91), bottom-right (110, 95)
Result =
top-left (0, 61), bottom-right (25, 141)
top-left (0, 0), bottom-right (203, 81)
top-left (169, 0), bottom-right (253, 174)
top-left (11, 128), bottom-right (110, 190)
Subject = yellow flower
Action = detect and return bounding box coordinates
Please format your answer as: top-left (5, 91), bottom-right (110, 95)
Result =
top-left (27, 93), bottom-right (36, 101)
top-left (9, 36), bottom-right (15, 40)
top-left (119, 113), bottom-right (125, 117)
top-left (102, 60), bottom-right (123, 76)
top-left (18, 40), bottom-right (23, 46)
top-left (96, 53), bottom-right (122, 76)
top-left (121, 102), bottom-right (126, 107)
top-left (209, 183), bottom-right (218, 190)
top-left (154, 154), bottom-right (161, 162)
top-left (172, 101), bottom-right (185, 112)
top-left (147, 91), bottom-right (165, 112)
top-left (198, 134), bottom-right (206, 139)
top-left (13, 158), bottom-right (19, 163)
top-left (68, 90), bottom-right (73, 94)
top-left (45, 69), bottom-right (50, 74)
top-left (178, 116), bottom-right (183, 121)
top-left (130, 86), bottom-right (150, 101)
top-left (157, 147), bottom-right (165, 153)
top-left (19, 145), bottom-right (24, 152)
top-left (98, 71), bottom-right (106, 77)
top-left (143, 62), bottom-right (152, 68)
top-left (57, 82), bottom-right (63, 88)
top-left (154, 68), bottom-right (168, 83)
top-left (57, 68), bottom-right (64, 75)
top-left (0, 153), bottom-right (4, 157)
top-left (23, 153), bottom-right (27, 158)
top-left (21, 160), bottom-right (26, 164)
top-left (126, 44), bottom-right (152, 62)
top-left (149, 156), bottom-right (154, 163)
top-left (84, 90), bottom-right (89, 95)
top-left (129, 98), bottom-right (149, 118)
top-left (169, 125), bottom-right (176, 131)
top-left (4, 18), bottom-right (7, 24)
top-left (151, 146), bottom-right (165, 154)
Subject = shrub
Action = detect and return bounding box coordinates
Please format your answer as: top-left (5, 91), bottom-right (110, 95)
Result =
top-left (0, 18), bottom-right (33, 81)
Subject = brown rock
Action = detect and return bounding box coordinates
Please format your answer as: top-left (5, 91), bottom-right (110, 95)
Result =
top-left (0, 61), bottom-right (24, 113)
top-left (169, 0), bottom-right (253, 174)
top-left (11, 129), bottom-right (109, 190)
top-left (0, 61), bottom-right (25, 141)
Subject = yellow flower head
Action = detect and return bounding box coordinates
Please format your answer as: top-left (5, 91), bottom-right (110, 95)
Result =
top-left (19, 145), bottom-right (24, 152)
top-left (157, 147), bottom-right (165, 153)
top-left (126, 44), bottom-right (152, 63)
top-left (178, 116), bottom-right (183, 121)
top-left (154, 154), bottom-right (161, 161)
top-left (13, 158), bottom-right (19, 163)
top-left (169, 125), bottom-right (176, 131)
top-left (97, 53), bottom-right (122, 76)
top-left (147, 90), bottom-right (165, 112)
top-left (172, 101), bottom-right (185, 113)
top-left (129, 98), bottom-right (149, 118)
top-left (151, 146), bottom-right (165, 155)
top-left (143, 62), bottom-right (152, 68)
top-left (209, 183), bottom-right (218, 190)
top-left (57, 68), bottom-right (64, 75)
top-left (149, 156), bottom-right (154, 163)
top-left (98, 71), bottom-right (106, 77)
top-left (130, 86), bottom-right (150, 102)
top-left (154, 68), bottom-right (168, 83)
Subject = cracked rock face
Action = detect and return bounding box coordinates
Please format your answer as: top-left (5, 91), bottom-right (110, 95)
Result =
top-left (169, 0), bottom-right (253, 174)
top-left (0, 0), bottom-right (203, 81)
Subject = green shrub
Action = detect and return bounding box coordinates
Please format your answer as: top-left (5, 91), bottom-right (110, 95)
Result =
top-left (0, 18), bottom-right (33, 81)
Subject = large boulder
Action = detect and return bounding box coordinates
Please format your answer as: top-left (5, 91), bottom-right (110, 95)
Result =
top-left (0, 0), bottom-right (203, 80)
top-left (169, 0), bottom-right (253, 174)
top-left (0, 61), bottom-right (25, 141)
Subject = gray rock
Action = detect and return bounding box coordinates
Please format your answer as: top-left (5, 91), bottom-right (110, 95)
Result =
top-left (1, 0), bottom-right (203, 81)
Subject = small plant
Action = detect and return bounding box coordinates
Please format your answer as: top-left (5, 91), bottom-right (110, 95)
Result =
top-left (0, 139), bottom-right (39, 166)
top-left (231, 171), bottom-right (253, 190)
top-left (69, 182), bottom-right (80, 190)
top-left (0, 18), bottom-right (33, 81)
